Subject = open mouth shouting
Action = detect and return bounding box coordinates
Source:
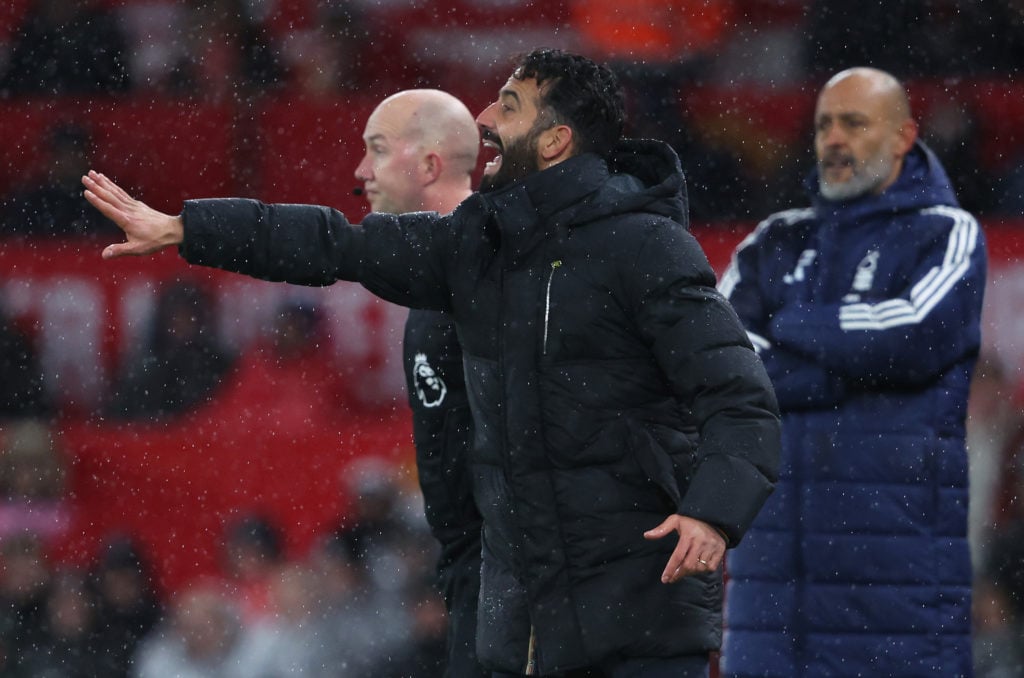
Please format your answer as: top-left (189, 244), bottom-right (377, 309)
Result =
top-left (819, 151), bottom-right (855, 182)
top-left (481, 128), bottom-right (503, 176)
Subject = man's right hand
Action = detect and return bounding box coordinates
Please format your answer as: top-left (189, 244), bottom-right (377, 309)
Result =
top-left (82, 170), bottom-right (184, 259)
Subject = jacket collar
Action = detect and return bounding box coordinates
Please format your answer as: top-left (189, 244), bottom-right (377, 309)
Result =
top-left (807, 141), bottom-right (960, 226)
top-left (478, 139), bottom-right (688, 267)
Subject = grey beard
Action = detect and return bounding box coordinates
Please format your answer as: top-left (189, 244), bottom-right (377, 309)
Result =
top-left (819, 152), bottom-right (894, 201)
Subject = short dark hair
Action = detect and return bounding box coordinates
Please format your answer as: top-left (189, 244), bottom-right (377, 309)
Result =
top-left (512, 48), bottom-right (625, 158)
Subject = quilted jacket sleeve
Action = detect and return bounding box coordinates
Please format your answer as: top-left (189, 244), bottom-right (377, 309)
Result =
top-left (179, 198), bottom-right (455, 311)
top-left (634, 221), bottom-right (781, 546)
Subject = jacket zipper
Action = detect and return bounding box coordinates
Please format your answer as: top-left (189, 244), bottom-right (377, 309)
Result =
top-left (531, 261), bottom-right (559, 673)
top-left (524, 624), bottom-right (538, 675)
top-left (543, 260), bottom-right (562, 355)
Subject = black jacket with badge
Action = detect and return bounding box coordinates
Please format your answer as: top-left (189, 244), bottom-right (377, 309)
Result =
top-left (403, 308), bottom-right (486, 677)
top-left (179, 139), bottom-right (781, 674)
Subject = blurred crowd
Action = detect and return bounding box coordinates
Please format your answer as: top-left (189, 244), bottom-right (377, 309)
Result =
top-left (2, 0), bottom-right (1024, 675)
top-left (1, 277), bottom-right (449, 676)
top-left (0, 426), bottom-right (448, 677)
top-left (1, 0), bottom-right (1024, 227)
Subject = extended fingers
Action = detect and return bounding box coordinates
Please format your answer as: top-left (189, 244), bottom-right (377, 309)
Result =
top-left (84, 172), bottom-right (130, 211)
top-left (93, 171), bottom-right (135, 204)
top-left (83, 185), bottom-right (129, 226)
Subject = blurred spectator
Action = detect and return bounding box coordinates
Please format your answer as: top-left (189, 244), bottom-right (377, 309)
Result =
top-left (0, 0), bottom-right (130, 95)
top-left (975, 396), bottom-right (1024, 678)
top-left (379, 572), bottom-right (448, 678)
top-left (973, 575), bottom-right (1024, 677)
top-left (308, 457), bottom-right (441, 674)
top-left (90, 536), bottom-right (163, 678)
top-left (168, 0), bottom-right (284, 102)
top-left (995, 153), bottom-right (1024, 217)
top-left (0, 419), bottom-right (69, 546)
top-left (241, 562), bottom-right (332, 676)
top-left (0, 533), bottom-right (52, 675)
top-left (105, 280), bottom-right (232, 422)
top-left (802, 0), bottom-right (1004, 79)
top-left (219, 513), bottom-right (285, 625)
top-left (920, 98), bottom-right (1000, 215)
top-left (0, 303), bottom-right (50, 420)
top-left (131, 582), bottom-right (262, 678)
top-left (18, 567), bottom-right (102, 678)
top-left (332, 457), bottom-right (421, 591)
top-left (279, 2), bottom-right (372, 95)
top-left (310, 525), bottom-right (413, 677)
top-left (706, 0), bottom-right (805, 85)
top-left (570, 0), bottom-right (735, 141)
top-left (116, 1), bottom-right (191, 94)
top-left (212, 299), bottom-right (351, 437)
top-left (977, 522), bottom-right (1024, 676)
top-left (939, 0), bottom-right (1024, 76)
top-left (966, 354), bottom-right (1023, 568)
top-left (669, 106), bottom-right (752, 223)
top-left (1, 123), bottom-right (118, 238)
top-left (685, 102), bottom-right (810, 222)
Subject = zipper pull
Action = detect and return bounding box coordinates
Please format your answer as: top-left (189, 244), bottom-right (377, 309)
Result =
top-left (524, 625), bottom-right (538, 675)
top-left (543, 260), bottom-right (563, 356)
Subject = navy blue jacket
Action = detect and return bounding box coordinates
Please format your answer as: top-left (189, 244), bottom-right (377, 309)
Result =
top-left (719, 143), bottom-right (986, 677)
top-left (178, 139), bottom-right (780, 673)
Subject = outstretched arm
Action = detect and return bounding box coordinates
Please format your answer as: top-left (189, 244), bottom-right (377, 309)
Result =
top-left (82, 171), bottom-right (183, 259)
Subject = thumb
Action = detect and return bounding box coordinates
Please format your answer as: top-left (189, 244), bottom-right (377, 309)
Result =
top-left (643, 517), bottom-right (675, 540)
top-left (102, 242), bottom-right (136, 260)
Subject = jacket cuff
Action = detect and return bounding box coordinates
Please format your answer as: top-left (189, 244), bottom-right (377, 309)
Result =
top-left (677, 453), bottom-right (775, 547)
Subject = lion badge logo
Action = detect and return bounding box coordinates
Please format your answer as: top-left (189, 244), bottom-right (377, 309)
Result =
top-left (412, 353), bottom-right (447, 408)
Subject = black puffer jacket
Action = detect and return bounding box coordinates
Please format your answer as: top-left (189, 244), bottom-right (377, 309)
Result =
top-left (404, 308), bottom-right (485, 677)
top-left (179, 139), bottom-right (781, 674)
top-left (403, 309), bottom-right (481, 582)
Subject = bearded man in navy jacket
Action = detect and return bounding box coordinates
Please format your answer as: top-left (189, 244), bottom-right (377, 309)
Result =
top-left (719, 67), bottom-right (986, 677)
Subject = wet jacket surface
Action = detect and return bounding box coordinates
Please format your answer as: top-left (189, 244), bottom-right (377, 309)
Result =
top-left (179, 139), bottom-right (781, 673)
top-left (403, 308), bottom-right (486, 677)
top-left (719, 143), bottom-right (986, 677)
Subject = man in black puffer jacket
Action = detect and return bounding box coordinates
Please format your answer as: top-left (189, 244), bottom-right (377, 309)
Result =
top-left (84, 49), bottom-right (781, 677)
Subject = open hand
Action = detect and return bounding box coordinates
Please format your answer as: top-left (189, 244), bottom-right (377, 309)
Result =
top-left (644, 514), bottom-right (726, 584)
top-left (82, 170), bottom-right (184, 259)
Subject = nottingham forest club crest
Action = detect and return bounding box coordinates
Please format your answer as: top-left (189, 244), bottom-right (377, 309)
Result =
top-left (843, 249), bottom-right (880, 303)
top-left (412, 353), bottom-right (447, 408)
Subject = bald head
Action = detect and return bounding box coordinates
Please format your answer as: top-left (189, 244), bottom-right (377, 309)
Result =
top-left (381, 89), bottom-right (480, 176)
top-left (820, 67), bottom-right (912, 126)
top-left (355, 89), bottom-right (479, 215)
top-left (814, 67), bottom-right (918, 201)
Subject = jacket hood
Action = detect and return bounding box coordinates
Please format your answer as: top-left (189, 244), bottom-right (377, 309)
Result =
top-left (476, 138), bottom-right (688, 268)
top-left (485, 138), bottom-right (689, 229)
top-left (806, 141), bottom-right (960, 224)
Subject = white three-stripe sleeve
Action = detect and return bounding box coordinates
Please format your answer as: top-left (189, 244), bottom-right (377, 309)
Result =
top-left (837, 206), bottom-right (979, 331)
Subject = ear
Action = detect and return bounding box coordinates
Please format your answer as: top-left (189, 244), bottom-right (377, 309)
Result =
top-left (421, 152), bottom-right (443, 186)
top-left (895, 118), bottom-right (918, 156)
top-left (538, 125), bottom-right (574, 167)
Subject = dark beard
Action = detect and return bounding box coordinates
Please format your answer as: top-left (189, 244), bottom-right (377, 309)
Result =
top-left (479, 129), bottom-right (542, 193)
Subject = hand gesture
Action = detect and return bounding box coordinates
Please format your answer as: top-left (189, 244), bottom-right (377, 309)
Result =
top-left (644, 514), bottom-right (726, 584)
top-left (82, 170), bottom-right (184, 259)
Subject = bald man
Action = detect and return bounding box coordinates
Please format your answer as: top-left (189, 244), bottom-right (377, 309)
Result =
top-left (353, 89), bottom-right (487, 678)
top-left (719, 68), bottom-right (986, 676)
top-left (355, 89), bottom-right (479, 215)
